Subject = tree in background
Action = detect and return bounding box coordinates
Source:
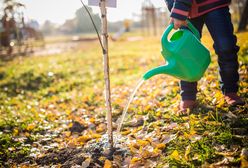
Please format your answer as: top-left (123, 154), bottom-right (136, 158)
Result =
top-left (1, 0), bottom-right (25, 32)
top-left (231, 0), bottom-right (247, 31)
top-left (74, 7), bottom-right (101, 33)
top-left (0, 0), bottom-right (25, 53)
top-left (238, 0), bottom-right (248, 31)
top-left (59, 19), bottom-right (77, 34)
top-left (55, 6), bottom-right (101, 35)
top-left (41, 20), bottom-right (57, 35)
top-left (1, 0), bottom-right (25, 19)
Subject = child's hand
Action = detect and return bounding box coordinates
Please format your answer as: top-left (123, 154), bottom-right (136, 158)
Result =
top-left (169, 18), bottom-right (187, 29)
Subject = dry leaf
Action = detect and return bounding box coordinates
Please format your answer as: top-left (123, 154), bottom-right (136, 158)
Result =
top-left (130, 157), bottom-right (141, 164)
top-left (156, 143), bottom-right (166, 150)
top-left (170, 150), bottom-right (180, 160)
top-left (104, 159), bottom-right (112, 168)
top-left (185, 145), bottom-right (191, 161)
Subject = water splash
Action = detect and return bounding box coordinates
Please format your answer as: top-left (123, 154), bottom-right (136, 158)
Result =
top-left (117, 78), bottom-right (145, 132)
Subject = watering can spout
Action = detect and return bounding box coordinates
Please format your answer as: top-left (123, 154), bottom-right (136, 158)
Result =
top-left (143, 62), bottom-right (175, 80)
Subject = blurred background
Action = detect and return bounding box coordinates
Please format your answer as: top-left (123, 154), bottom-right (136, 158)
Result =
top-left (0, 0), bottom-right (247, 56)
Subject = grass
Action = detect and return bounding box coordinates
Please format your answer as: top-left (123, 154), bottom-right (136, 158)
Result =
top-left (0, 29), bottom-right (247, 167)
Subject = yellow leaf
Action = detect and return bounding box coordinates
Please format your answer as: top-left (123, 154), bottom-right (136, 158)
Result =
top-left (96, 124), bottom-right (106, 133)
top-left (68, 122), bottom-right (73, 128)
top-left (184, 132), bottom-right (190, 139)
top-left (129, 144), bottom-right (139, 154)
top-left (142, 150), bottom-right (153, 159)
top-left (99, 156), bottom-right (107, 161)
top-left (24, 132), bottom-right (30, 137)
top-left (77, 135), bottom-right (91, 143)
top-left (216, 98), bottom-right (225, 108)
top-left (137, 139), bottom-right (149, 147)
top-left (190, 129), bottom-right (197, 136)
top-left (104, 159), bottom-right (112, 168)
top-left (215, 91), bottom-right (223, 99)
top-left (145, 138), bottom-right (152, 144)
top-left (241, 148), bottom-right (248, 168)
top-left (63, 131), bottom-right (71, 137)
top-left (156, 143), bottom-right (166, 150)
top-left (91, 133), bottom-right (102, 139)
top-left (65, 110), bottom-right (71, 115)
top-left (155, 111), bottom-right (162, 117)
top-left (151, 148), bottom-right (161, 157)
top-left (26, 123), bottom-right (35, 131)
top-left (170, 150), bottom-right (180, 160)
top-left (130, 157), bottom-right (141, 164)
top-left (163, 113), bottom-right (171, 119)
top-left (89, 117), bottom-right (95, 123)
top-left (13, 128), bottom-right (19, 136)
top-left (241, 158), bottom-right (248, 168)
top-left (130, 142), bottom-right (139, 149)
top-left (121, 130), bottom-right (131, 135)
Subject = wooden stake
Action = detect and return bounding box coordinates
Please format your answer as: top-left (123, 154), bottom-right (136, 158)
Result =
top-left (100, 0), bottom-right (113, 149)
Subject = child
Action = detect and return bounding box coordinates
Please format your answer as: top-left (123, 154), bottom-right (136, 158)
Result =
top-left (165, 0), bottom-right (245, 113)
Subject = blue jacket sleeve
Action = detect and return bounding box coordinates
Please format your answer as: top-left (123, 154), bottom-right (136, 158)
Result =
top-left (165, 0), bottom-right (193, 20)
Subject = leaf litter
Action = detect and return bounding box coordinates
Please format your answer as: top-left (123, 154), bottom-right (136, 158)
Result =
top-left (0, 32), bottom-right (247, 167)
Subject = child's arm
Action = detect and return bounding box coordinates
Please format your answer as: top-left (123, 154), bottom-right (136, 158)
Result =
top-left (166, 0), bottom-right (193, 29)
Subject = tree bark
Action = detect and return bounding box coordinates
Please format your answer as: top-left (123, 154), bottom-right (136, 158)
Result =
top-left (238, 0), bottom-right (248, 32)
top-left (100, 0), bottom-right (113, 149)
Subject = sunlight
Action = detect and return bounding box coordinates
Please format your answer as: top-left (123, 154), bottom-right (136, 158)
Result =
top-left (18, 0), bottom-right (166, 24)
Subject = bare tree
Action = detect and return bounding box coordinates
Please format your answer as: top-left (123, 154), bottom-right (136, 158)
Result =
top-left (238, 0), bottom-right (248, 31)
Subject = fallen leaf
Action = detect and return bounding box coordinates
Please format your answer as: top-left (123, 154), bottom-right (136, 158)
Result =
top-left (185, 145), bottom-right (191, 161)
top-left (130, 157), bottom-right (141, 164)
top-left (81, 158), bottom-right (91, 167)
top-left (170, 150), bottom-right (180, 160)
top-left (156, 143), bottom-right (166, 150)
top-left (162, 134), bottom-right (177, 144)
top-left (241, 148), bottom-right (248, 168)
top-left (13, 128), bottom-right (19, 136)
top-left (26, 123), bottom-right (36, 131)
top-left (121, 130), bottom-right (131, 135)
top-left (104, 159), bottom-right (112, 168)
top-left (137, 139), bottom-right (149, 147)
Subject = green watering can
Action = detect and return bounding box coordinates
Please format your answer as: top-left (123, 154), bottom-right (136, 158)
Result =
top-left (143, 20), bottom-right (211, 82)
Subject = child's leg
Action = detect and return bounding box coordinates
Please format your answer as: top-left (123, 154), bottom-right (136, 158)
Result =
top-left (204, 7), bottom-right (240, 95)
top-left (180, 17), bottom-right (205, 101)
top-left (180, 81), bottom-right (198, 101)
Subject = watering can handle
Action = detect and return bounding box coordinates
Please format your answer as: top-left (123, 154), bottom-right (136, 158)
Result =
top-left (186, 20), bottom-right (201, 40)
top-left (162, 20), bottom-right (201, 44)
top-left (161, 23), bottom-right (174, 47)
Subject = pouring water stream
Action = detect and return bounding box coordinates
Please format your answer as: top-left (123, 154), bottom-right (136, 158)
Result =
top-left (117, 79), bottom-right (145, 132)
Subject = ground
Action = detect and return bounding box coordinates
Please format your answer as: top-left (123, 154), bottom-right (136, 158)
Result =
top-left (0, 30), bottom-right (247, 167)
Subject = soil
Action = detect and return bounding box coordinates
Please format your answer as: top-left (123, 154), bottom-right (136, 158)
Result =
top-left (19, 135), bottom-right (130, 167)
top-left (35, 148), bottom-right (85, 167)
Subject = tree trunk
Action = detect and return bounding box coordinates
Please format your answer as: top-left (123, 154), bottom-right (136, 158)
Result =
top-left (100, 0), bottom-right (113, 149)
top-left (238, 0), bottom-right (248, 32)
